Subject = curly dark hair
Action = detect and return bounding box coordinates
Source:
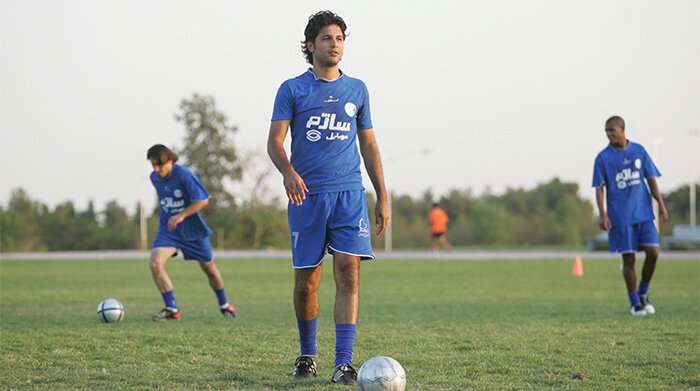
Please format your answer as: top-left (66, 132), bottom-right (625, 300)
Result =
top-left (301, 10), bottom-right (347, 65)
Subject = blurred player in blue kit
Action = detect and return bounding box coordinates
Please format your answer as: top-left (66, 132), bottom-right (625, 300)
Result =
top-left (592, 116), bottom-right (668, 316)
top-left (147, 144), bottom-right (237, 321)
top-left (267, 11), bottom-right (390, 385)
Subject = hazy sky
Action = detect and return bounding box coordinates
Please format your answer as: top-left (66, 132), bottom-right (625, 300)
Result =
top-left (1, 0), bottom-right (698, 213)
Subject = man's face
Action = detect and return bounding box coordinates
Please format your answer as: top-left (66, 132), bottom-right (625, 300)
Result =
top-left (151, 159), bottom-right (174, 179)
top-left (605, 123), bottom-right (625, 148)
top-left (308, 24), bottom-right (344, 67)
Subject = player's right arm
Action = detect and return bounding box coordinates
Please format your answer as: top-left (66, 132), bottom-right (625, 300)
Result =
top-left (595, 185), bottom-right (611, 231)
top-left (267, 120), bottom-right (308, 206)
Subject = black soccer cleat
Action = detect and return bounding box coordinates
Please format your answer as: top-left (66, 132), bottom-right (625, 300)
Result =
top-left (630, 304), bottom-right (647, 316)
top-left (293, 356), bottom-right (317, 380)
top-left (331, 364), bottom-right (358, 385)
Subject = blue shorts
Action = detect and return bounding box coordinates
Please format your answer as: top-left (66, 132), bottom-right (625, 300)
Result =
top-left (608, 220), bottom-right (660, 254)
top-left (288, 190), bottom-right (375, 269)
top-left (152, 233), bottom-right (213, 262)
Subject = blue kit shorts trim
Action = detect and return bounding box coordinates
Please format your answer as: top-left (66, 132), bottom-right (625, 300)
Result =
top-left (152, 233), bottom-right (213, 262)
top-left (288, 190), bottom-right (375, 269)
top-left (608, 220), bottom-right (660, 254)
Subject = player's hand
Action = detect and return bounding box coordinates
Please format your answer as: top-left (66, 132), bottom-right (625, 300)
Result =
top-left (599, 214), bottom-right (612, 231)
top-left (659, 203), bottom-right (669, 223)
top-left (168, 214), bottom-right (185, 231)
top-left (282, 167), bottom-right (309, 206)
top-left (374, 197), bottom-right (390, 236)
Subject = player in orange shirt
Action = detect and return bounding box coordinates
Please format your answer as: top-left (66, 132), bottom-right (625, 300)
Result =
top-left (429, 203), bottom-right (452, 254)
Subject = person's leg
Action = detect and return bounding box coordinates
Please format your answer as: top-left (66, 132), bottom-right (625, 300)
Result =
top-left (200, 260), bottom-right (225, 289)
top-left (287, 193), bottom-right (329, 379)
top-left (638, 220), bottom-right (661, 296)
top-left (640, 246), bottom-right (659, 285)
top-left (150, 247), bottom-right (181, 320)
top-left (431, 234), bottom-right (439, 254)
top-left (621, 252), bottom-right (637, 294)
top-left (333, 252), bottom-right (360, 368)
top-left (622, 252), bottom-right (638, 302)
top-left (199, 260), bottom-right (237, 316)
top-left (326, 190), bottom-right (371, 384)
top-left (622, 252), bottom-right (646, 316)
top-left (295, 265), bottom-right (324, 322)
top-left (638, 245), bottom-right (659, 314)
top-left (150, 247), bottom-right (176, 302)
top-left (293, 265), bottom-right (323, 379)
top-left (441, 233), bottom-right (452, 250)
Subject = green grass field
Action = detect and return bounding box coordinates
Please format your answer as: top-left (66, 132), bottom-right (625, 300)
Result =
top-left (1, 257), bottom-right (699, 390)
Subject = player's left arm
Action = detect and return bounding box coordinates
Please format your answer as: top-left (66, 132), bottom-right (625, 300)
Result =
top-left (646, 177), bottom-right (669, 223)
top-left (357, 128), bottom-right (390, 236)
top-left (167, 199), bottom-right (209, 231)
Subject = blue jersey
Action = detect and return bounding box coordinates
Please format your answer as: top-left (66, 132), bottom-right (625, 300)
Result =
top-left (592, 142), bottom-right (661, 226)
top-left (150, 164), bottom-right (212, 240)
top-left (272, 69), bottom-right (373, 194)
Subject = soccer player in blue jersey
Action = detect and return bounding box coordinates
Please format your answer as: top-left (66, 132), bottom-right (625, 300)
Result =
top-left (147, 144), bottom-right (237, 321)
top-left (592, 116), bottom-right (668, 316)
top-left (267, 11), bottom-right (390, 385)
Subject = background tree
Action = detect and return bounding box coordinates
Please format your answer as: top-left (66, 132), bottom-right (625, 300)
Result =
top-left (0, 189), bottom-right (46, 251)
top-left (175, 93), bottom-right (242, 214)
top-left (659, 184), bottom-right (700, 237)
top-left (99, 200), bottom-right (139, 249)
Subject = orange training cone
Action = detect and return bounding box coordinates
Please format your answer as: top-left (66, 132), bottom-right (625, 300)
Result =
top-left (572, 256), bottom-right (583, 277)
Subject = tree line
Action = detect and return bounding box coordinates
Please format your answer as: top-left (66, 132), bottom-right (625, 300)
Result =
top-left (2, 180), bottom-right (696, 253)
top-left (2, 94), bottom-right (697, 252)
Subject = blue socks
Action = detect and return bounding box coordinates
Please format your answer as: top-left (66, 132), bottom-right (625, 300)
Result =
top-left (335, 323), bottom-right (357, 367)
top-left (297, 318), bottom-right (318, 357)
top-left (162, 290), bottom-right (177, 309)
top-left (638, 281), bottom-right (650, 296)
top-left (163, 289), bottom-right (229, 310)
top-left (296, 320), bottom-right (357, 365)
top-left (628, 291), bottom-right (641, 307)
top-left (214, 288), bottom-right (228, 307)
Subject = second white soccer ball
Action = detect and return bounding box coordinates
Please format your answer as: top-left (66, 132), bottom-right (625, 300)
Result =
top-left (97, 298), bottom-right (125, 323)
top-left (357, 356), bottom-right (406, 391)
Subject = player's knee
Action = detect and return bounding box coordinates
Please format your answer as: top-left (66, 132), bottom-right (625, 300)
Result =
top-left (645, 247), bottom-right (659, 261)
top-left (199, 261), bottom-right (216, 273)
top-left (294, 279), bottom-right (319, 299)
top-left (149, 259), bottom-right (164, 274)
top-left (335, 269), bottom-right (359, 293)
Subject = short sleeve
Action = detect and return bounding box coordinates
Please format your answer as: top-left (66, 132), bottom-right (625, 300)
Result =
top-left (591, 155), bottom-right (606, 188)
top-left (183, 170), bottom-right (210, 201)
top-left (271, 81), bottom-right (294, 121)
top-left (356, 83), bottom-right (373, 131)
top-left (641, 147), bottom-right (661, 178)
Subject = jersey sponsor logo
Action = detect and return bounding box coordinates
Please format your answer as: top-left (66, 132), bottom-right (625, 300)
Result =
top-left (305, 112), bottom-right (352, 142)
top-left (615, 168), bottom-right (641, 190)
top-left (161, 197), bottom-right (186, 214)
top-left (358, 218), bottom-right (369, 238)
top-left (344, 102), bottom-right (357, 117)
top-left (173, 189), bottom-right (183, 198)
top-left (306, 113), bottom-right (351, 131)
top-left (326, 132), bottom-right (349, 141)
top-left (306, 130), bottom-right (322, 142)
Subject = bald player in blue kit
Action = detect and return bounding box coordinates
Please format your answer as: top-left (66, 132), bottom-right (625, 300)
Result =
top-left (592, 116), bottom-right (669, 316)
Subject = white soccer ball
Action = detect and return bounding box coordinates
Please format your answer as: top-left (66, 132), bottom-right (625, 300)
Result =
top-left (357, 356), bottom-right (406, 391)
top-left (97, 298), bottom-right (125, 323)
